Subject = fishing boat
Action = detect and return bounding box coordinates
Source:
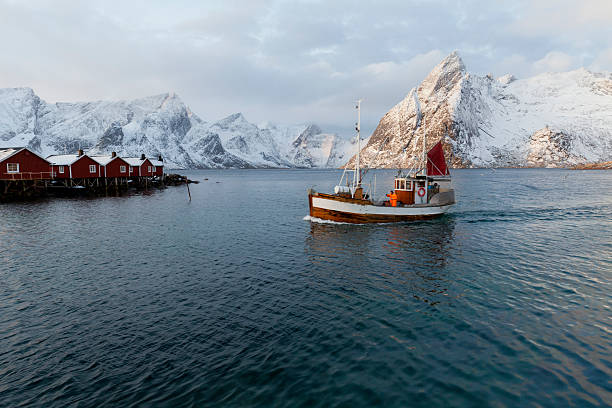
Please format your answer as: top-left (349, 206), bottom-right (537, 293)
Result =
top-left (307, 100), bottom-right (455, 223)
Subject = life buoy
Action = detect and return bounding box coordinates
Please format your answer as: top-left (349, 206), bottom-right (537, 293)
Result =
top-left (417, 187), bottom-right (426, 197)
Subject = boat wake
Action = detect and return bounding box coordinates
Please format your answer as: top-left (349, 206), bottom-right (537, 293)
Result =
top-left (303, 215), bottom-right (351, 225)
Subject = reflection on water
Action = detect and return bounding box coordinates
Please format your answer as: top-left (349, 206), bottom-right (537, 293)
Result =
top-left (306, 217), bottom-right (458, 307)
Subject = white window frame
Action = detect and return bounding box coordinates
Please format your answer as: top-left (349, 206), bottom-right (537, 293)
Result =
top-left (59, 165), bottom-right (65, 174)
top-left (130, 166), bottom-right (134, 173)
top-left (6, 163), bottom-right (19, 173)
top-left (148, 166), bottom-right (152, 172)
top-left (152, 166), bottom-right (156, 172)
top-left (89, 164), bottom-right (96, 173)
top-left (120, 165), bottom-right (126, 173)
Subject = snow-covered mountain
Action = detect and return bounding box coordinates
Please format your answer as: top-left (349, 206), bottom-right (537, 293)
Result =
top-left (0, 88), bottom-right (354, 168)
top-left (348, 51), bottom-right (612, 168)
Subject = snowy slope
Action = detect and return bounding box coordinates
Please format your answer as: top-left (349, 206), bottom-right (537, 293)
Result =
top-left (0, 88), bottom-right (349, 168)
top-left (0, 88), bottom-right (43, 150)
top-left (266, 123), bottom-right (357, 168)
top-left (349, 52), bottom-right (612, 168)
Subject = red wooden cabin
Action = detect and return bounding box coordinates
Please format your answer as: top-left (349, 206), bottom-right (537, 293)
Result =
top-left (92, 153), bottom-right (130, 178)
top-left (47, 150), bottom-right (101, 179)
top-left (150, 157), bottom-right (164, 176)
top-left (0, 147), bottom-right (52, 180)
top-left (141, 158), bottom-right (154, 177)
top-left (124, 155), bottom-right (154, 177)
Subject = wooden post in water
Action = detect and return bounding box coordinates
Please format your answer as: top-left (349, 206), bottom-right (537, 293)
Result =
top-left (186, 178), bottom-right (191, 201)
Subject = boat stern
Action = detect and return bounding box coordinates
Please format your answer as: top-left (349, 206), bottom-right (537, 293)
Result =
top-left (307, 188), bottom-right (315, 217)
top-left (429, 189), bottom-right (455, 206)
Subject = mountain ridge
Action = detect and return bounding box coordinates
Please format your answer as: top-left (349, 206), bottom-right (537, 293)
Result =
top-left (347, 52), bottom-right (612, 169)
top-left (0, 87), bottom-right (355, 169)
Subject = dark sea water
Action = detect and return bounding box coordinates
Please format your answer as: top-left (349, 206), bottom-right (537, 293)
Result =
top-left (1, 169), bottom-right (611, 407)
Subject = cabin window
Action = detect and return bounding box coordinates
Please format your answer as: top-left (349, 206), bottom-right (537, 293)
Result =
top-left (130, 166), bottom-right (134, 173)
top-left (59, 166), bottom-right (65, 173)
top-left (148, 166), bottom-right (152, 172)
top-left (6, 163), bottom-right (19, 173)
top-left (120, 165), bottom-right (126, 173)
top-left (152, 166), bottom-right (156, 172)
top-left (89, 165), bottom-right (96, 173)
top-left (407, 181), bottom-right (413, 191)
top-left (400, 180), bottom-right (406, 190)
top-left (395, 180), bottom-right (399, 189)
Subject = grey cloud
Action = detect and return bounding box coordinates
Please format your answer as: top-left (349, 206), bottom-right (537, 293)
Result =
top-left (0, 0), bottom-right (610, 139)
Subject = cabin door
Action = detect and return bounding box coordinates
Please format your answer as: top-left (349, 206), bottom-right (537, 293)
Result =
top-left (414, 180), bottom-right (428, 205)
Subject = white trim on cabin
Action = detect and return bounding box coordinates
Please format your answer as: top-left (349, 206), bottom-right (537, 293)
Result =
top-left (59, 165), bottom-right (65, 174)
top-left (6, 163), bottom-right (19, 173)
top-left (89, 164), bottom-right (96, 173)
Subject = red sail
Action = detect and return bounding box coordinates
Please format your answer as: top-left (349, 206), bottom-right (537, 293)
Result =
top-left (426, 141), bottom-right (449, 176)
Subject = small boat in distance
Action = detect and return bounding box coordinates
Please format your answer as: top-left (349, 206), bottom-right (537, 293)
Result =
top-left (307, 100), bottom-right (455, 223)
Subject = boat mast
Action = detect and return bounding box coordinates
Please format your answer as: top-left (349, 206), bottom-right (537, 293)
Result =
top-left (355, 99), bottom-right (362, 187)
top-left (422, 116), bottom-right (427, 176)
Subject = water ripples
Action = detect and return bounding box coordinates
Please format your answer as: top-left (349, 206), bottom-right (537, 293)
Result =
top-left (0, 169), bottom-right (611, 407)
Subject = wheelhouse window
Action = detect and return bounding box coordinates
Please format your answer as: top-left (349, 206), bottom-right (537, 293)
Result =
top-left (120, 165), bottom-right (126, 173)
top-left (59, 165), bottom-right (65, 173)
top-left (6, 163), bottom-right (19, 173)
top-left (395, 179), bottom-right (411, 190)
top-left (89, 165), bottom-right (96, 173)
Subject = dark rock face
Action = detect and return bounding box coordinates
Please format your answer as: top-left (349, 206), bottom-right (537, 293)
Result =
top-left (97, 122), bottom-right (125, 149)
top-left (52, 139), bottom-right (93, 154)
top-left (190, 132), bottom-right (251, 168)
top-left (194, 133), bottom-right (226, 157)
top-left (292, 124), bottom-right (323, 148)
top-left (226, 136), bottom-right (249, 154)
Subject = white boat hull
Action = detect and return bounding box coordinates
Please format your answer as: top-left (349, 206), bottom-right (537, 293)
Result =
top-left (308, 192), bottom-right (454, 224)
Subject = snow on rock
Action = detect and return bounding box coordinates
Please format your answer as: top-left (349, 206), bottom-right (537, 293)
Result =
top-left (283, 124), bottom-right (356, 168)
top-left (347, 52), bottom-right (612, 169)
top-left (0, 88), bottom-right (349, 169)
top-left (0, 87), bottom-right (43, 151)
top-left (527, 127), bottom-right (583, 167)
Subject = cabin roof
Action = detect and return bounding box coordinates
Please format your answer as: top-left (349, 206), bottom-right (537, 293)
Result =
top-left (46, 154), bottom-right (85, 165)
top-left (0, 147), bottom-right (25, 162)
top-left (123, 157), bottom-right (145, 166)
top-left (150, 159), bottom-right (163, 167)
top-left (90, 155), bottom-right (125, 166)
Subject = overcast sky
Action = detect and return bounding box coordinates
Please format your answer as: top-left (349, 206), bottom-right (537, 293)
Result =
top-left (1, 0), bottom-right (611, 136)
